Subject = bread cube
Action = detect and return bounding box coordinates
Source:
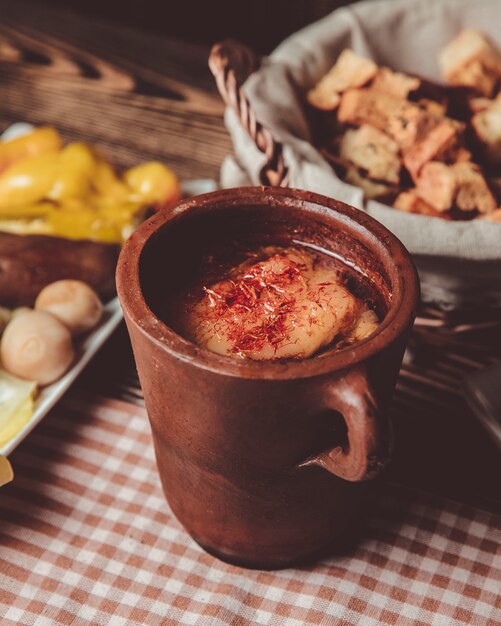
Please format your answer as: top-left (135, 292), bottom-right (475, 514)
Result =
top-left (403, 118), bottom-right (463, 178)
top-left (344, 166), bottom-right (397, 200)
top-left (338, 88), bottom-right (397, 130)
top-left (453, 162), bottom-right (496, 214)
top-left (393, 190), bottom-right (451, 219)
top-left (307, 50), bottom-right (377, 110)
top-left (415, 162), bottom-right (456, 211)
top-left (372, 68), bottom-right (420, 99)
top-left (483, 208), bottom-right (501, 222)
top-left (472, 94), bottom-right (501, 166)
top-left (339, 125), bottom-right (401, 183)
top-left (439, 29), bottom-right (501, 96)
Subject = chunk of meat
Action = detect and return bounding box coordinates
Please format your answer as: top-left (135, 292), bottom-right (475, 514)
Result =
top-left (0, 232), bottom-right (118, 307)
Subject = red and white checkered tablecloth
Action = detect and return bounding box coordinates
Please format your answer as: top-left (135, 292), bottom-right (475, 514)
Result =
top-left (1, 396), bottom-right (500, 626)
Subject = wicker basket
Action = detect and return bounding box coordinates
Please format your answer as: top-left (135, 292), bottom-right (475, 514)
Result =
top-left (209, 0), bottom-right (501, 335)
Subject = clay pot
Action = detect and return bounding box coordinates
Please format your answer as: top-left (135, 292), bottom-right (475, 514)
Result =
top-left (116, 187), bottom-right (419, 569)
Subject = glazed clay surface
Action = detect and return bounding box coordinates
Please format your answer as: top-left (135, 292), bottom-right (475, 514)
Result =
top-left (117, 187), bottom-right (419, 568)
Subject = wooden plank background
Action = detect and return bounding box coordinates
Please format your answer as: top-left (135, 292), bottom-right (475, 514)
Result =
top-left (16, 0), bottom-right (353, 54)
top-left (0, 0), bottom-right (499, 513)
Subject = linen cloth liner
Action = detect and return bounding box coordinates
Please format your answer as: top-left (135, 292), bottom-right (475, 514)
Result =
top-left (220, 0), bottom-right (501, 308)
top-left (0, 396), bottom-right (499, 625)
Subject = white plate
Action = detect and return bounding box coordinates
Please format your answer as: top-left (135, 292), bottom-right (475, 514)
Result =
top-left (0, 122), bottom-right (218, 455)
top-left (1, 298), bottom-right (124, 456)
top-left (0, 178), bottom-right (217, 458)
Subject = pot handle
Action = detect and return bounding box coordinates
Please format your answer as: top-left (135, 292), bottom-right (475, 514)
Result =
top-left (299, 365), bottom-right (392, 482)
top-left (209, 40), bottom-right (289, 187)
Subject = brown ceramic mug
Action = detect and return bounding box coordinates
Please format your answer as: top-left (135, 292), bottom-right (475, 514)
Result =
top-left (116, 187), bottom-right (419, 569)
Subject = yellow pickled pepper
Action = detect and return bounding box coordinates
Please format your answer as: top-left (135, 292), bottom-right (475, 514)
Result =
top-left (0, 127), bottom-right (62, 173)
top-left (93, 157), bottom-right (129, 201)
top-left (47, 143), bottom-right (98, 202)
top-left (124, 162), bottom-right (180, 206)
top-left (0, 152), bottom-right (60, 208)
top-left (0, 126), bottom-right (180, 243)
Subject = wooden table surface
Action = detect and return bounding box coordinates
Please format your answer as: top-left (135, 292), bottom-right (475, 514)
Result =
top-left (1, 0), bottom-right (500, 513)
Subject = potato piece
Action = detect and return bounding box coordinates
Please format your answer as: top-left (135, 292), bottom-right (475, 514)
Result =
top-left (393, 190), bottom-right (451, 219)
top-left (190, 248), bottom-right (362, 360)
top-left (452, 162), bottom-right (496, 214)
top-left (403, 118), bottom-right (462, 179)
top-left (35, 280), bottom-right (103, 336)
top-left (307, 50), bottom-right (377, 110)
top-left (415, 162), bottom-right (456, 212)
top-left (439, 30), bottom-right (501, 97)
top-left (1, 310), bottom-right (74, 385)
top-left (372, 67), bottom-right (420, 99)
top-left (339, 125), bottom-right (401, 183)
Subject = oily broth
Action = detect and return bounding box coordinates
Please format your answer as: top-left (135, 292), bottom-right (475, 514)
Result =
top-left (161, 242), bottom-right (386, 361)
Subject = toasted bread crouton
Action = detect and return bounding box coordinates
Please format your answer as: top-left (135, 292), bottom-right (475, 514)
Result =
top-left (319, 148), bottom-right (350, 174)
top-left (338, 88), bottom-right (397, 130)
top-left (472, 94), bottom-right (501, 165)
top-left (483, 208), bottom-right (501, 222)
top-left (338, 88), bottom-right (430, 148)
top-left (419, 99), bottom-right (447, 117)
top-left (415, 162), bottom-right (456, 211)
top-left (489, 177), bottom-right (501, 199)
top-left (307, 50), bottom-right (377, 110)
top-left (387, 102), bottom-right (440, 149)
top-left (307, 88), bottom-right (341, 111)
top-left (439, 30), bottom-right (501, 96)
top-left (403, 118), bottom-right (463, 178)
top-left (338, 88), bottom-right (447, 151)
top-left (393, 190), bottom-right (451, 219)
top-left (468, 96), bottom-right (492, 114)
top-left (443, 146), bottom-right (472, 164)
top-left (372, 67), bottom-right (421, 99)
top-left (344, 166), bottom-right (397, 200)
top-left (339, 125), bottom-right (401, 183)
top-left (453, 162), bottom-right (497, 214)
top-left (449, 60), bottom-right (500, 98)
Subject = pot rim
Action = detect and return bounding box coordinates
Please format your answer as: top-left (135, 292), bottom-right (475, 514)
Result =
top-left (116, 186), bottom-right (420, 380)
